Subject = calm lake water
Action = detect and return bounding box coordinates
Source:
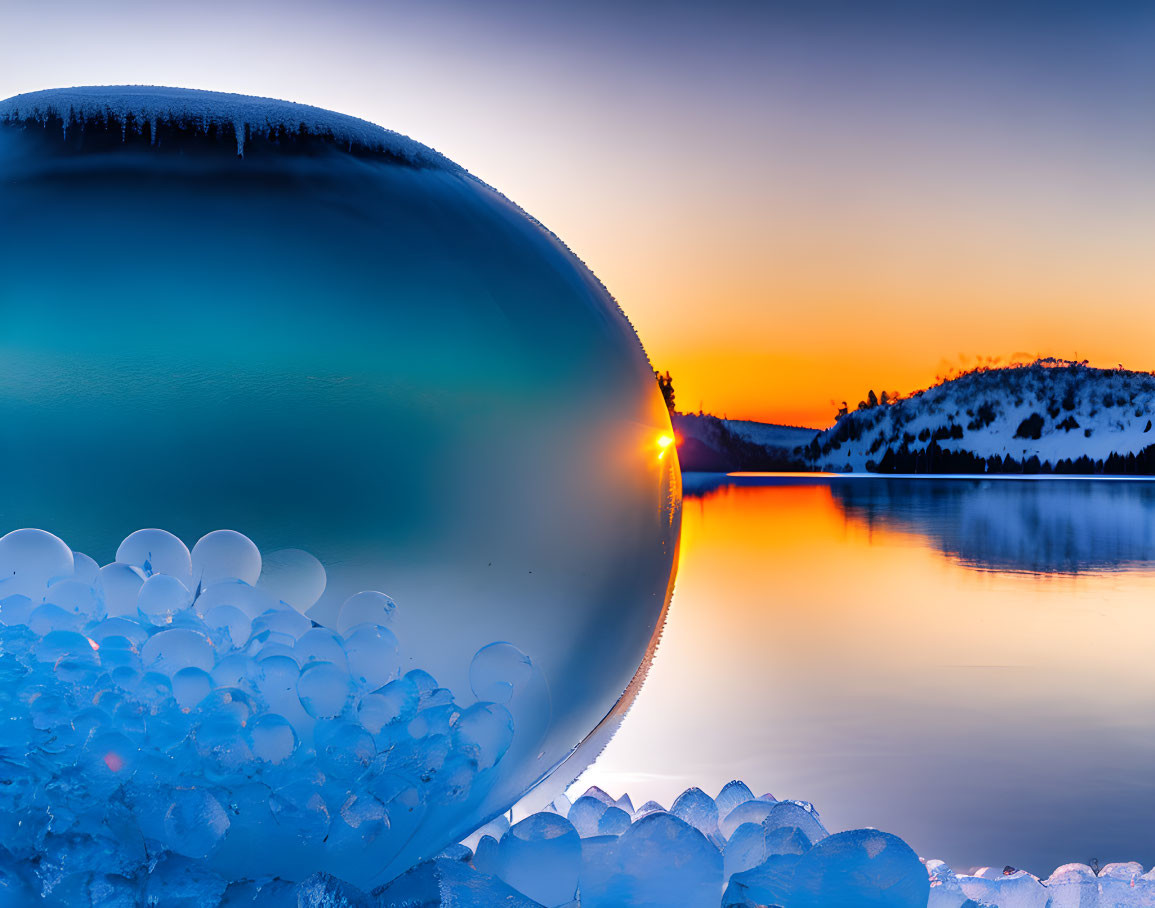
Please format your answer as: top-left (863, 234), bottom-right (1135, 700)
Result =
top-left (575, 474), bottom-right (1155, 875)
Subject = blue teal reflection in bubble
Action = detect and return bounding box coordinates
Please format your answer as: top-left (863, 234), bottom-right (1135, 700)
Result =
top-left (0, 87), bottom-right (681, 884)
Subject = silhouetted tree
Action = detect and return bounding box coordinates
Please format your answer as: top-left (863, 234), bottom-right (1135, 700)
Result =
top-left (655, 370), bottom-right (675, 413)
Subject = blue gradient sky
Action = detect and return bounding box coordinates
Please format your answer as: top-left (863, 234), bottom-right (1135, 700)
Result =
top-left (3, 0), bottom-right (1154, 425)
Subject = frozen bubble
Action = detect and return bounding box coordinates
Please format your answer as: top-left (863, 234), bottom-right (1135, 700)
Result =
top-left (203, 605), bottom-right (252, 651)
top-left (672, 787), bottom-right (720, 838)
top-left (191, 530), bottom-right (261, 587)
top-left (172, 667), bottom-right (213, 711)
top-left (297, 661), bottom-right (350, 718)
top-left (357, 681), bottom-right (417, 735)
top-left (453, 702), bottom-right (514, 771)
top-left (249, 714), bottom-right (297, 763)
top-left (43, 578), bottom-right (104, 619)
top-left (193, 580), bottom-right (278, 621)
top-left (598, 806), bottom-right (632, 836)
top-left (163, 788), bottom-right (230, 859)
top-left (141, 628), bottom-right (215, 677)
top-left (763, 824), bottom-right (811, 856)
top-left (337, 590), bottom-right (396, 635)
top-left (496, 812), bottom-right (581, 907)
top-left (587, 812), bottom-right (722, 908)
top-left (568, 795), bottom-right (610, 837)
top-left (211, 652), bottom-right (252, 690)
top-left (258, 548), bottom-right (326, 613)
top-left (716, 780), bottom-right (755, 819)
top-left (344, 624), bottom-right (400, 690)
top-left (470, 642), bottom-right (533, 705)
top-left (295, 627), bottom-right (348, 668)
top-left (98, 562), bottom-right (147, 619)
top-left (790, 829), bottom-right (929, 908)
top-left (317, 720), bottom-right (376, 778)
top-left (35, 630), bottom-right (99, 677)
top-left (251, 607), bottom-right (311, 641)
top-left (69, 551), bottom-right (101, 584)
top-left (117, 529), bottom-right (192, 583)
top-left (0, 529), bottom-right (74, 599)
top-left (137, 574), bottom-right (193, 624)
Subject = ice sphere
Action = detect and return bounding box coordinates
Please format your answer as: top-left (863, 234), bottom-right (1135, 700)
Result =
top-left (258, 548), bottom-right (327, 613)
top-left (790, 829), bottom-right (929, 908)
top-left (117, 529), bottom-right (193, 582)
top-left (0, 85), bottom-right (680, 882)
top-left (582, 812), bottom-right (722, 908)
top-left (42, 577), bottom-right (104, 618)
top-left (337, 590), bottom-right (396, 635)
top-left (344, 624), bottom-right (400, 690)
top-left (0, 528), bottom-right (74, 599)
top-left (172, 666), bottom-right (213, 710)
top-left (716, 780), bottom-right (756, 819)
top-left (192, 530), bottom-right (262, 588)
top-left (495, 813), bottom-right (581, 906)
top-left (297, 661), bottom-right (351, 718)
top-left (137, 573), bottom-right (193, 624)
top-left (249, 713), bottom-right (297, 763)
top-left (141, 628), bottom-right (215, 676)
top-left (671, 787), bottom-right (720, 838)
top-left (99, 563), bottom-right (146, 618)
top-left (204, 605), bottom-right (253, 651)
top-left (70, 551), bottom-right (101, 584)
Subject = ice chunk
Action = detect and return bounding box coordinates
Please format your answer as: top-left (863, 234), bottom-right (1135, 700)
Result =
top-left (577, 834), bottom-right (622, 907)
top-left (463, 815), bottom-right (511, 852)
top-left (294, 627), bottom-right (348, 669)
top-left (144, 855), bottom-right (228, 907)
top-left (454, 702), bottom-right (514, 771)
top-left (191, 530), bottom-right (262, 587)
top-left (716, 780), bottom-right (755, 819)
top-left (634, 800), bottom-right (666, 819)
top-left (672, 787), bottom-right (720, 838)
top-left (598, 806), bottom-right (632, 836)
top-left (117, 529), bottom-right (192, 583)
top-left (337, 590), bottom-right (396, 635)
top-left (725, 822), bottom-right (772, 880)
top-left (720, 798), bottom-right (776, 839)
top-left (0, 528), bottom-right (74, 599)
top-left (295, 871), bottom-right (372, 908)
top-left (495, 813), bottom-right (580, 907)
top-left (1098, 862), bottom-right (1155, 905)
top-left (258, 548), bottom-right (327, 614)
top-left (470, 642), bottom-right (533, 705)
top-left (790, 829), bottom-right (929, 908)
top-left (959, 869), bottom-right (1050, 907)
top-left (761, 800), bottom-right (828, 845)
top-left (723, 854), bottom-right (801, 908)
top-left (567, 795), bottom-right (610, 837)
top-left (376, 858), bottom-right (542, 907)
top-left (764, 825), bottom-right (812, 857)
top-left (1042, 863), bottom-right (1098, 908)
top-left (137, 573), bottom-right (193, 624)
top-left (582, 786), bottom-right (618, 807)
top-left (582, 812), bottom-right (722, 908)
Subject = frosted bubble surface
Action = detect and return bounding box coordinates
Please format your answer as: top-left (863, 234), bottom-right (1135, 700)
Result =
top-left (344, 624), bottom-right (400, 690)
top-left (141, 628), bottom-right (215, 676)
top-left (0, 528), bottom-right (74, 599)
top-left (297, 661), bottom-right (351, 718)
top-left (117, 528), bottom-right (192, 582)
top-left (192, 530), bottom-right (262, 587)
top-left (337, 590), bottom-right (396, 634)
top-left (259, 548), bottom-right (327, 613)
top-left (137, 573), bottom-right (193, 624)
top-left (164, 788), bottom-right (230, 859)
top-left (99, 562), bottom-right (146, 617)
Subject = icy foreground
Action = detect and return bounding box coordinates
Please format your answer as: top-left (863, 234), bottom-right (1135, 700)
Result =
top-left (0, 527), bottom-right (534, 900)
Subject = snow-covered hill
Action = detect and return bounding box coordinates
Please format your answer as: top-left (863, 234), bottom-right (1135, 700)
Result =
top-left (807, 361), bottom-right (1155, 473)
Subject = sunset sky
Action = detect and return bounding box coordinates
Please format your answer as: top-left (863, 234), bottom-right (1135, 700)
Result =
top-left (4, 0), bottom-right (1154, 427)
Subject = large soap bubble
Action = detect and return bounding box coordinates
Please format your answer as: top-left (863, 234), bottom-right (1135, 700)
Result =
top-left (0, 87), bottom-right (680, 885)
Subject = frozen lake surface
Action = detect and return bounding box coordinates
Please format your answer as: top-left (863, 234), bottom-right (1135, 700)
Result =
top-left (577, 474), bottom-right (1155, 876)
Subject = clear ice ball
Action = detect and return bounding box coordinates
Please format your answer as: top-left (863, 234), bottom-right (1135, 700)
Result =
top-left (0, 86), bottom-right (681, 886)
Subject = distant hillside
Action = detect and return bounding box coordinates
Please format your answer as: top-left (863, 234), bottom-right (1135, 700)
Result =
top-left (673, 412), bottom-right (813, 472)
top-left (807, 360), bottom-right (1155, 474)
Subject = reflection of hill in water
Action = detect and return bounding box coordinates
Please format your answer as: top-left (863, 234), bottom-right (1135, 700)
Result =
top-left (831, 478), bottom-right (1155, 574)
